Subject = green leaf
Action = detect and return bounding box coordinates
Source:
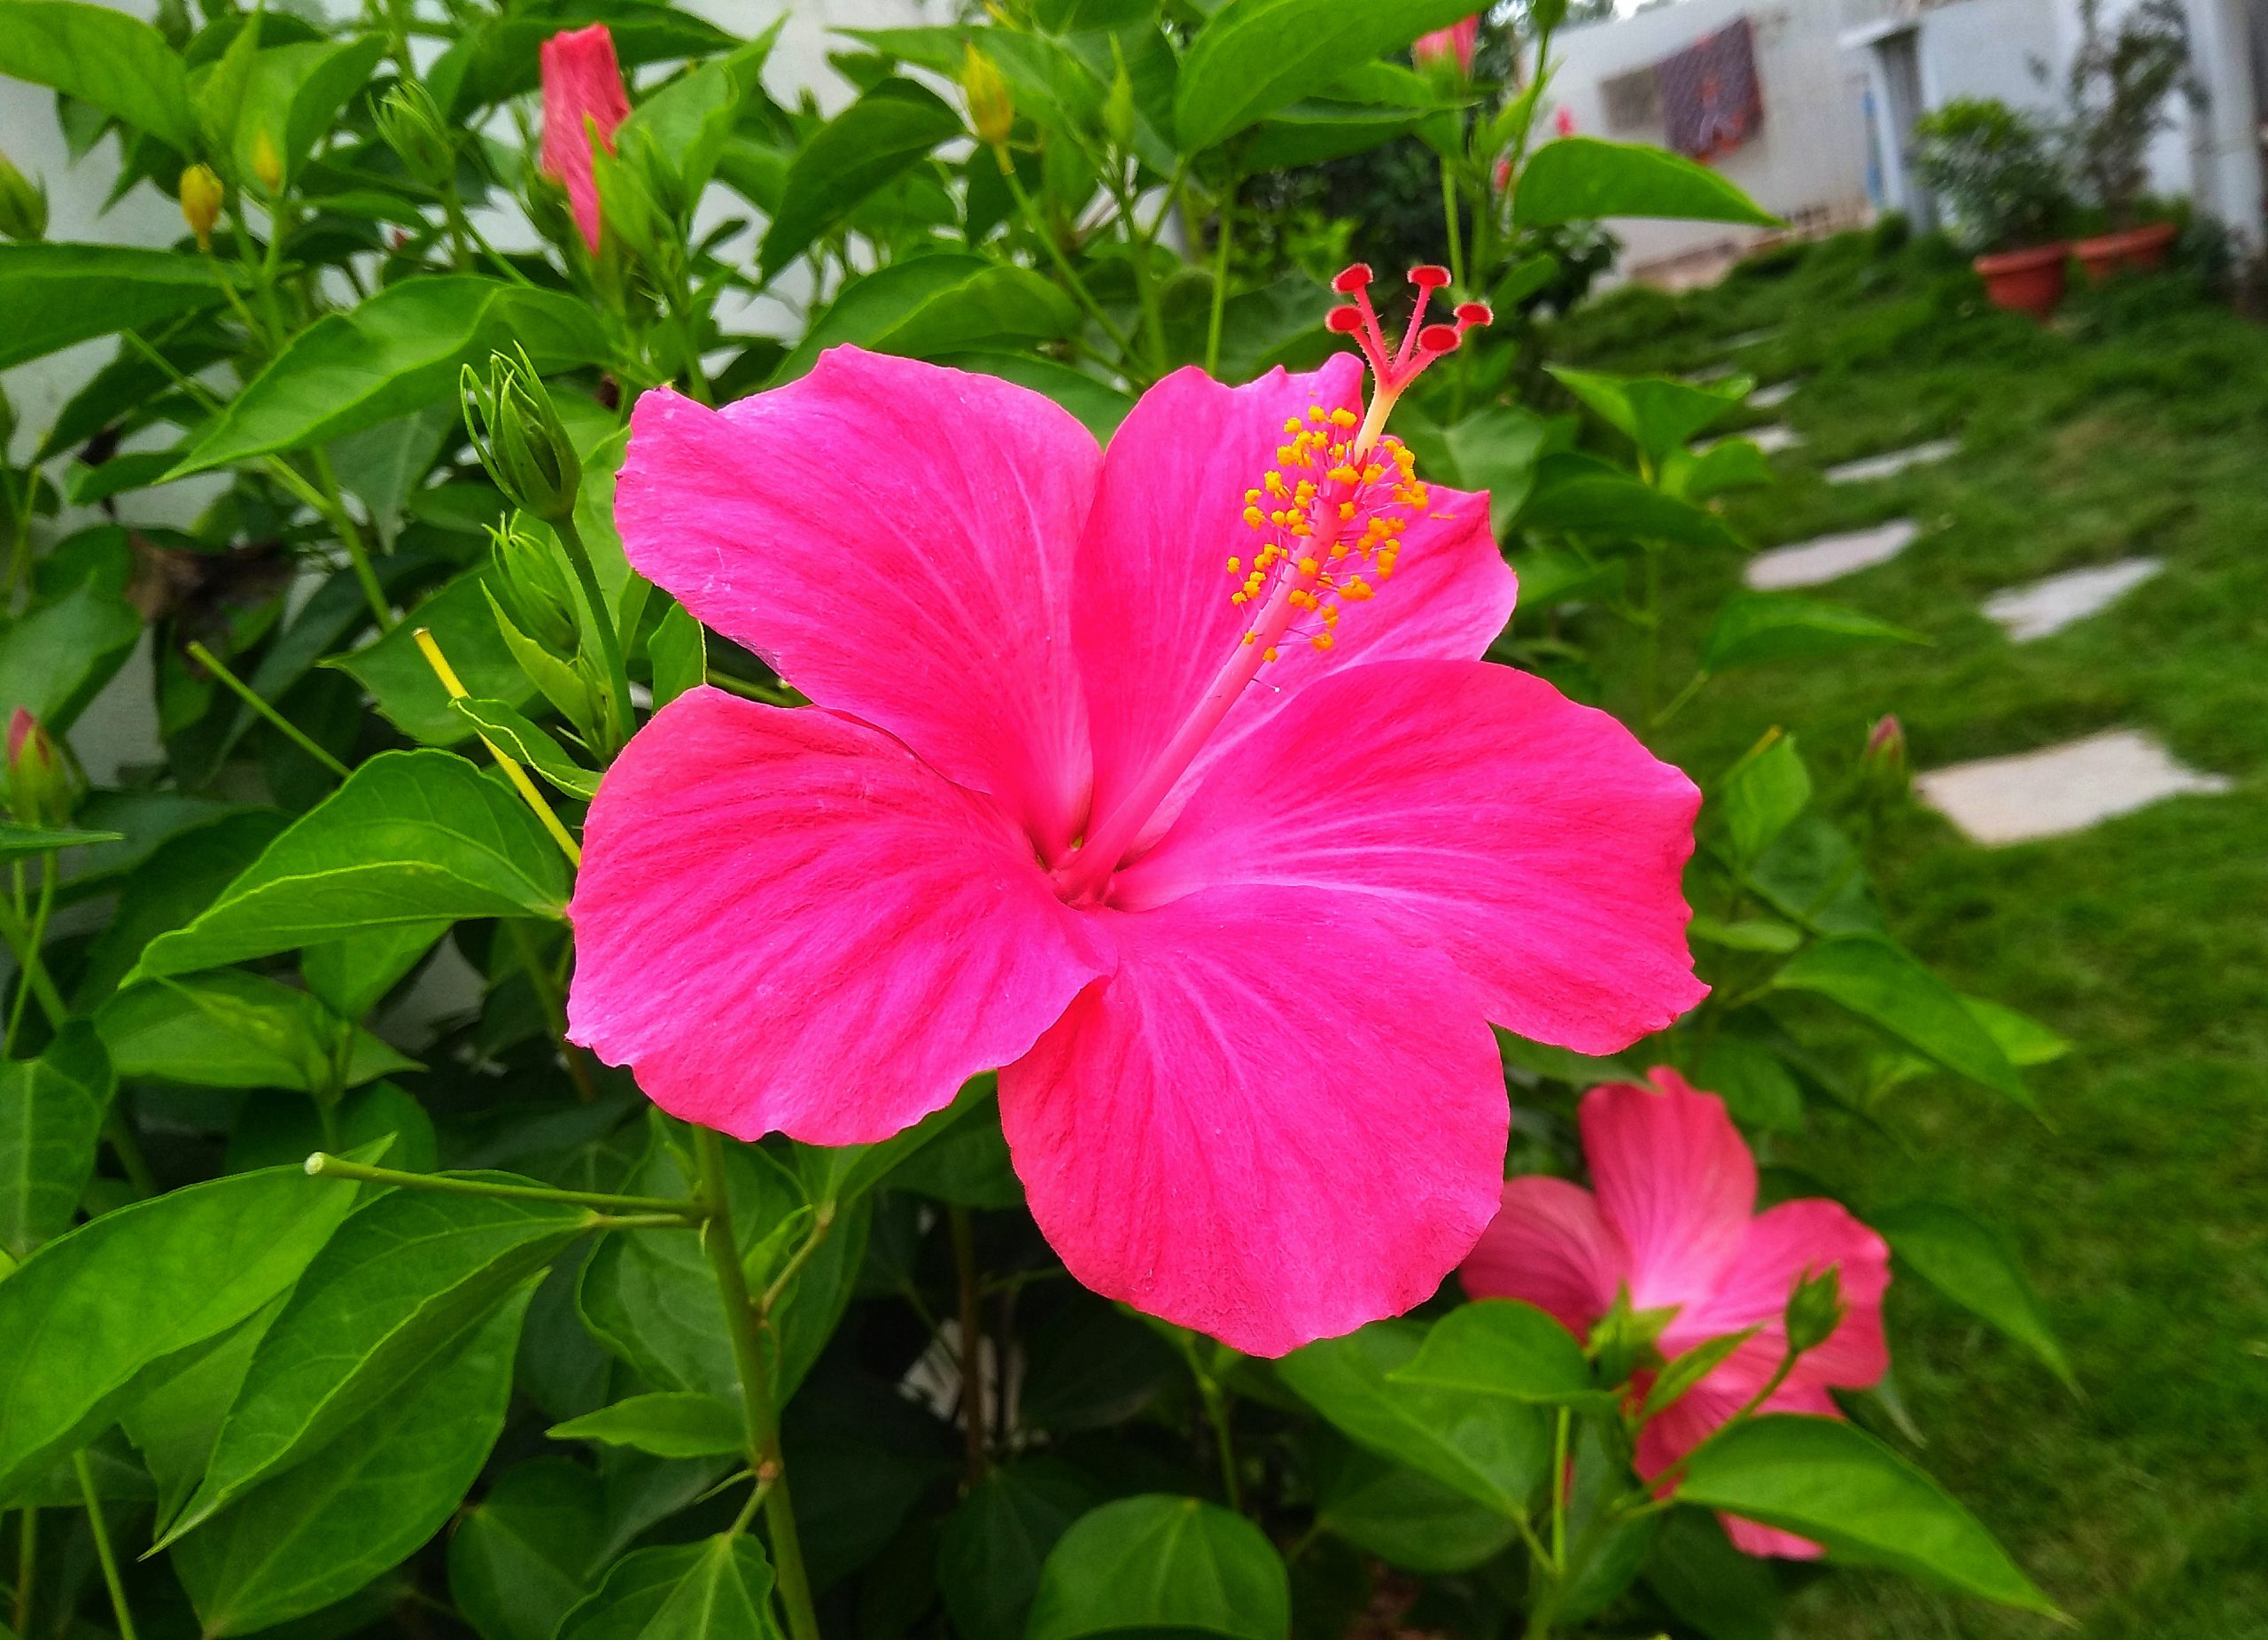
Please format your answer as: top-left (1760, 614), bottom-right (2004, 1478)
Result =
top-left (934, 353), bottom-right (1132, 440)
top-left (1242, 63), bottom-right (1454, 171)
top-left (555, 1536), bottom-right (782, 1640)
top-left (328, 405), bottom-right (458, 548)
top-left (936, 1458), bottom-right (1097, 1640)
top-left (1961, 996), bottom-right (2070, 1068)
top-left (1173, 0), bottom-right (1475, 153)
top-left (168, 278), bottom-right (608, 476)
top-left (1674, 1414), bottom-right (2056, 1613)
top-left (96, 971), bottom-right (416, 1092)
top-left (119, 1299), bottom-right (279, 1533)
top-left (1277, 1319), bottom-right (1550, 1514)
top-left (850, 27), bottom-right (1104, 144)
top-left (1870, 1201), bottom-right (2074, 1387)
top-left (0, 1161), bottom-right (363, 1502)
top-left (1691, 1033), bottom-right (1806, 1132)
top-left (173, 1289), bottom-right (533, 1637)
top-left (1311, 1440), bottom-right (1524, 1574)
top-left (0, 3), bottom-right (198, 153)
top-left (301, 921), bottom-right (448, 1022)
top-left (448, 1457), bottom-right (606, 1640)
top-left (757, 80), bottom-right (961, 278)
top-left (1642, 1327), bottom-right (1763, 1419)
top-left (618, 29), bottom-right (782, 205)
top-left (450, 698), bottom-right (601, 799)
top-left (0, 1024), bottom-right (113, 1262)
top-left (1547, 366), bottom-right (1746, 467)
top-left (1773, 937), bottom-right (2031, 1107)
top-left (1518, 453), bottom-right (1739, 547)
top-left (1515, 137), bottom-right (1781, 229)
top-left (1027, 1495), bottom-right (1289, 1640)
top-left (775, 254), bottom-right (1079, 382)
top-left (0, 245), bottom-right (243, 372)
top-left (0, 579), bottom-right (144, 732)
top-left (548, 1393), bottom-right (744, 1458)
top-left (1703, 593), bottom-right (1926, 673)
top-left (159, 1187), bottom-right (591, 1546)
top-left (647, 604), bottom-right (706, 711)
top-left (1385, 1300), bottom-right (1602, 1406)
top-left (234, 35), bottom-right (390, 188)
top-left (132, 749), bottom-right (572, 983)
top-left (1716, 732), bottom-right (1810, 867)
top-left (1641, 1507), bottom-right (1780, 1640)
top-left (1687, 914), bottom-right (1801, 954)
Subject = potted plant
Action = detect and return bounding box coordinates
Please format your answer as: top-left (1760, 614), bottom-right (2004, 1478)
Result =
top-left (1913, 97), bottom-right (2076, 319)
top-left (2063, 0), bottom-right (2195, 278)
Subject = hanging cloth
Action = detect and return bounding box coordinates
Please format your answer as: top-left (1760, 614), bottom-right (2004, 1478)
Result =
top-left (1654, 15), bottom-right (1763, 161)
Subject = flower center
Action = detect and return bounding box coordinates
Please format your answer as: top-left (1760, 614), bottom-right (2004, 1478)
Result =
top-left (1050, 266), bottom-right (1490, 905)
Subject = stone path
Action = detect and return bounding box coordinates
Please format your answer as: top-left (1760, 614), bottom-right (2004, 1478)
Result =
top-left (1983, 557), bottom-right (2162, 642)
top-left (1916, 729), bottom-right (2233, 844)
top-left (1749, 379), bottom-right (1798, 408)
top-left (1824, 438), bottom-right (1960, 485)
top-left (1744, 518), bottom-right (1920, 589)
top-left (1721, 326), bottom-right (1779, 349)
top-left (1744, 424), bottom-right (1802, 455)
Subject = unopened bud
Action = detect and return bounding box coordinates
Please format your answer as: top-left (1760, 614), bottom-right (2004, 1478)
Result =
top-left (374, 81), bottom-right (454, 188)
top-left (5, 710), bottom-right (70, 828)
top-left (1784, 1264), bottom-right (1845, 1357)
top-left (1588, 1286), bottom-right (1674, 1387)
top-left (180, 163), bottom-right (225, 252)
top-left (0, 150), bottom-right (47, 242)
top-left (1102, 57), bottom-right (1138, 153)
top-left (961, 44), bottom-right (1014, 149)
top-left (461, 346), bottom-right (582, 522)
top-left (1860, 713), bottom-right (1907, 801)
top-left (250, 128), bottom-right (284, 194)
top-left (489, 524), bottom-right (582, 657)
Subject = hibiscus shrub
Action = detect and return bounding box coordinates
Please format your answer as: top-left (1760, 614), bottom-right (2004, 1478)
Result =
top-left (0, 1), bottom-right (2070, 1637)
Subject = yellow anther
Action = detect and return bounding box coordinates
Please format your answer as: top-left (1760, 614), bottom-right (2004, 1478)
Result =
top-left (1243, 507), bottom-right (1263, 527)
top-left (1262, 646), bottom-right (1278, 662)
top-left (1297, 556), bottom-right (1319, 574)
top-left (1242, 632), bottom-right (1257, 645)
top-left (1330, 407), bottom-right (1357, 427)
top-left (1226, 556), bottom-right (1241, 572)
top-left (1310, 633), bottom-right (1334, 650)
top-left (1284, 416), bottom-right (1302, 434)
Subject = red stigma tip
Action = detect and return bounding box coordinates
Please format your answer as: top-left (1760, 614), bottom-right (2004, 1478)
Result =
top-left (1408, 265), bottom-right (1451, 289)
top-left (1418, 323), bottom-right (1461, 354)
top-left (1324, 306), bottom-right (1365, 333)
top-left (1456, 301), bottom-right (1493, 327)
top-left (1332, 263), bottom-right (1374, 292)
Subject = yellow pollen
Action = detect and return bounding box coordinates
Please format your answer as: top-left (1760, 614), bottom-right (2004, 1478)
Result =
top-left (1262, 646), bottom-right (1278, 662)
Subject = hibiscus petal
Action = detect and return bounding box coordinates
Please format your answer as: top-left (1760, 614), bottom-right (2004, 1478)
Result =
top-left (997, 885), bottom-right (1507, 1357)
top-left (1459, 1176), bottom-right (1627, 1338)
top-left (567, 688), bottom-right (1108, 1145)
top-left (1669, 1198), bottom-right (1891, 1388)
top-left (1581, 1076), bottom-right (1755, 1312)
top-left (615, 350), bottom-right (1101, 857)
top-left (1076, 360), bottom-right (1515, 845)
top-left (1115, 657), bottom-right (1705, 1054)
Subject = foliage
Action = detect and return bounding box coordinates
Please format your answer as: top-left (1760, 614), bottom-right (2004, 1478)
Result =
top-left (2060, 0), bottom-right (2195, 229)
top-left (0, 6), bottom-right (2071, 1640)
top-left (1911, 97), bottom-right (2071, 254)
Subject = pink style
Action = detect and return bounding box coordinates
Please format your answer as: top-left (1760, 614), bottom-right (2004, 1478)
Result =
top-left (539, 23), bottom-right (631, 255)
top-left (1462, 1070), bottom-right (1891, 1556)
top-left (1414, 14), bottom-right (1481, 77)
top-left (567, 271), bottom-right (1706, 1356)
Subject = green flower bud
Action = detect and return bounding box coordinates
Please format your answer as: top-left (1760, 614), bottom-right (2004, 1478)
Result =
top-left (1587, 1286), bottom-right (1674, 1387)
top-left (1784, 1263), bottom-right (1845, 1357)
top-left (373, 81), bottom-right (454, 189)
top-left (6, 709), bottom-right (71, 828)
top-left (489, 522), bottom-right (583, 657)
top-left (461, 346), bottom-right (583, 522)
top-left (1860, 713), bottom-right (1908, 803)
top-left (1102, 54), bottom-right (1138, 154)
top-left (0, 149), bottom-right (48, 243)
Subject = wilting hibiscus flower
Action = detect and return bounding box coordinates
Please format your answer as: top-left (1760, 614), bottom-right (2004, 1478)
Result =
top-left (1462, 1069), bottom-right (1890, 1554)
top-left (539, 23), bottom-right (631, 254)
top-left (570, 267), bottom-right (1705, 1355)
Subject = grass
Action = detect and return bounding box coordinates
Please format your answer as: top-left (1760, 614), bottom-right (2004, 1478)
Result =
top-left (1548, 233), bottom-right (2268, 1638)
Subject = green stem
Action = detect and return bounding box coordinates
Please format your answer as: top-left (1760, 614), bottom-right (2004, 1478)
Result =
top-left (1204, 183), bottom-right (1235, 377)
top-left (1441, 162), bottom-right (1466, 289)
top-left (551, 509), bottom-right (636, 752)
top-left (1651, 668), bottom-right (1711, 730)
top-left (186, 641), bottom-right (350, 778)
top-left (1550, 1406), bottom-right (1571, 1569)
top-left (104, 1112), bottom-right (159, 1200)
top-left (949, 1205), bottom-right (987, 1485)
top-left (997, 155), bottom-right (1145, 371)
top-left (1199, 1378), bottom-right (1241, 1511)
top-left (693, 1128), bottom-right (819, 1640)
top-left (704, 670), bottom-right (800, 706)
top-left (304, 1153), bottom-right (700, 1217)
top-left (4, 855), bottom-right (53, 1057)
top-left (74, 1452), bottom-right (136, 1640)
top-left (13, 1507), bottom-right (34, 1636)
top-left (506, 921), bottom-right (597, 1103)
top-left (0, 890), bottom-right (66, 1030)
top-left (756, 1203), bottom-right (836, 1317)
top-left (267, 456), bottom-right (391, 630)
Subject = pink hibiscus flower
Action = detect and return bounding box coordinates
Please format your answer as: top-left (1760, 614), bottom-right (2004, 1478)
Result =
top-left (1414, 15), bottom-right (1481, 78)
top-left (568, 267), bottom-right (1706, 1356)
top-left (539, 23), bottom-right (631, 255)
top-left (1462, 1069), bottom-right (1891, 1555)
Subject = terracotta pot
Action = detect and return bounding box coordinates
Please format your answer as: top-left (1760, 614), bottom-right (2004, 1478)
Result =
top-left (1972, 242), bottom-right (2070, 321)
top-left (2075, 220), bottom-right (2179, 281)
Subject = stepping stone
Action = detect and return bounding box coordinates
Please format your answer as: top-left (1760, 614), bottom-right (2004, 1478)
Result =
top-left (1744, 424), bottom-right (1802, 455)
top-left (1685, 362), bottom-right (1736, 383)
top-left (1916, 728), bottom-right (2232, 845)
top-left (1824, 438), bottom-right (1960, 485)
top-left (1749, 379), bottom-right (1798, 408)
top-left (1983, 556), bottom-right (2162, 642)
top-left (1721, 326), bottom-right (1779, 349)
top-left (1744, 518), bottom-right (1920, 590)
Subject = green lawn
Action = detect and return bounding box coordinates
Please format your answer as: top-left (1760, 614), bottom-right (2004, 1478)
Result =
top-left (1550, 233), bottom-right (2268, 1639)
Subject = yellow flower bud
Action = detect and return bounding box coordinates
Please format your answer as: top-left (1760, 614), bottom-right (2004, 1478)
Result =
top-left (961, 43), bottom-right (1014, 150)
top-left (251, 128), bottom-right (284, 195)
top-left (180, 162), bottom-right (224, 252)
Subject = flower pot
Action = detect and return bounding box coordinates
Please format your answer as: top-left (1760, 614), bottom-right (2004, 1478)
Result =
top-left (2075, 220), bottom-right (2179, 281)
top-left (1972, 242), bottom-right (2070, 321)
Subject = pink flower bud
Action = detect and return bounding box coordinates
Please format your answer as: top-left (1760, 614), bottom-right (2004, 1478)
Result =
top-left (1412, 15), bottom-right (1480, 78)
top-left (540, 23), bottom-right (631, 255)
